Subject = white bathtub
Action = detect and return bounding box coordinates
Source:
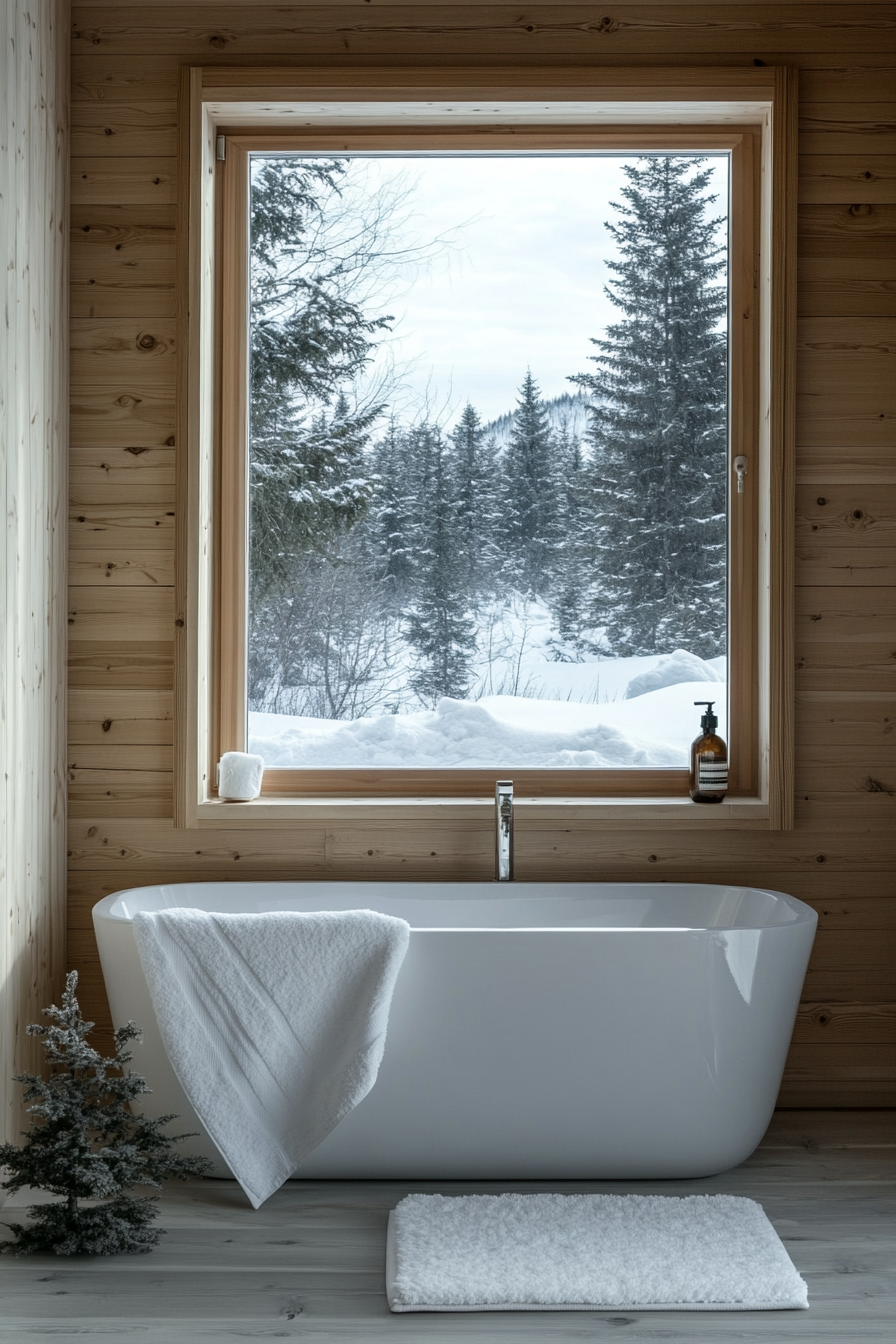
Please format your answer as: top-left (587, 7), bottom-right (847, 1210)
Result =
top-left (93, 881), bottom-right (816, 1180)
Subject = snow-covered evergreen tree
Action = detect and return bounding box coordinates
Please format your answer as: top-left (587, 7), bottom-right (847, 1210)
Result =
top-left (404, 425), bottom-right (475, 703)
top-left (502, 371), bottom-right (560, 595)
top-left (450, 402), bottom-right (502, 597)
top-left (248, 160), bottom-right (388, 603)
top-left (551, 418), bottom-right (589, 655)
top-left (0, 973), bottom-right (210, 1256)
top-left (572, 156), bottom-right (728, 657)
top-left (369, 419), bottom-right (419, 600)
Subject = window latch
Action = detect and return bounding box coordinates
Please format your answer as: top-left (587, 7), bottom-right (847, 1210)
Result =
top-left (734, 455), bottom-right (748, 494)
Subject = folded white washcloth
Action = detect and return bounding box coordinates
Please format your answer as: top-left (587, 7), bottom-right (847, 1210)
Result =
top-left (132, 908), bottom-right (410, 1208)
top-left (218, 751), bottom-right (265, 800)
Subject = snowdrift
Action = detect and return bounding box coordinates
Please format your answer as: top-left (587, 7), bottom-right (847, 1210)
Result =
top-left (249, 665), bottom-right (728, 771)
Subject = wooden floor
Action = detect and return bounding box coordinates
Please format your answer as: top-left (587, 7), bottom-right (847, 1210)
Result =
top-left (1, 1111), bottom-right (893, 1342)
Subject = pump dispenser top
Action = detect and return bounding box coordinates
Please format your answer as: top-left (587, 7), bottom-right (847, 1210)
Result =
top-left (695, 701), bottom-right (718, 734)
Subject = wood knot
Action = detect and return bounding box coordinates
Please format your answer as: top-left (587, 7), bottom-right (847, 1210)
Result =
top-left (848, 203), bottom-right (872, 217)
top-left (816, 497), bottom-right (826, 506)
top-left (863, 777), bottom-right (892, 794)
top-left (815, 853), bottom-right (826, 863)
top-left (597, 15), bottom-right (618, 33)
top-left (125, 445), bottom-right (149, 455)
top-left (136, 332), bottom-right (157, 350)
top-left (209, 34), bottom-right (227, 47)
top-left (102, 719), bottom-right (113, 733)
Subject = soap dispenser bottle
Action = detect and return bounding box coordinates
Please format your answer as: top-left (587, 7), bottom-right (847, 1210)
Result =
top-left (690, 701), bottom-right (728, 803)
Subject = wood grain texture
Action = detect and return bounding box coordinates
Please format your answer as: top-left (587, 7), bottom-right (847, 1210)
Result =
top-left (1, 0), bottom-right (69, 1146)
top-left (799, 154), bottom-right (896, 203)
top-left (71, 206), bottom-right (176, 317)
top-left (72, 155), bottom-right (177, 204)
top-left (68, 7), bottom-right (896, 1105)
top-left (67, 6), bottom-right (896, 57)
top-left (68, 640), bottom-right (174, 688)
top-left (2, 1113), bottom-right (895, 1339)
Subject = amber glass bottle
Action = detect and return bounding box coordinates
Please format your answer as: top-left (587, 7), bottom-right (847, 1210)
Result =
top-left (689, 701), bottom-right (728, 803)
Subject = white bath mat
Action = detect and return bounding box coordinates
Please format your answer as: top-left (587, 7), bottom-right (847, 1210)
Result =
top-left (386, 1193), bottom-right (808, 1312)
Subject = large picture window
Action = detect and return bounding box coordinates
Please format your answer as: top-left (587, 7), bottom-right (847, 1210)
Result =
top-left (177, 70), bottom-right (797, 821)
top-left (245, 152), bottom-right (731, 774)
top-left (213, 125), bottom-right (759, 798)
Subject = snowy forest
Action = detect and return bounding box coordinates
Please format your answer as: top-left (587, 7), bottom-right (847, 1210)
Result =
top-left (246, 154), bottom-right (730, 769)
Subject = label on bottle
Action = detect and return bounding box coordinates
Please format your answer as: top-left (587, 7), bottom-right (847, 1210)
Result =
top-left (697, 754), bottom-right (728, 790)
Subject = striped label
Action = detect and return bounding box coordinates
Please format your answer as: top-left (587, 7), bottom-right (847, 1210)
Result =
top-left (697, 756), bottom-right (728, 789)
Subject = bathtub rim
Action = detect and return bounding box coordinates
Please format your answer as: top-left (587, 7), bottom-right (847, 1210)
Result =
top-left (92, 880), bottom-right (817, 934)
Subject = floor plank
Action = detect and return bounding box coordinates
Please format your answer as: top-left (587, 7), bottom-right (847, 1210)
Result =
top-left (1, 1111), bottom-right (893, 1342)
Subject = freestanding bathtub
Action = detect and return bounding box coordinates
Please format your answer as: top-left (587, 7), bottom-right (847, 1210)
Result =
top-left (93, 881), bottom-right (816, 1180)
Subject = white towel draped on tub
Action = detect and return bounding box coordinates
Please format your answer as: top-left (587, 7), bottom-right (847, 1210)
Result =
top-left (132, 908), bottom-right (410, 1208)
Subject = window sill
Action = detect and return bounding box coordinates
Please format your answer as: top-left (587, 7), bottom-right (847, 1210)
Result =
top-left (196, 795), bottom-right (769, 827)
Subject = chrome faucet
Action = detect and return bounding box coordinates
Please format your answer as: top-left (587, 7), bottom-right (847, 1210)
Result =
top-left (495, 780), bottom-right (514, 882)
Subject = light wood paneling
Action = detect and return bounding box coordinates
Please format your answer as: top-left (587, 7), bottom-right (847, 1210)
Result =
top-left (68, 640), bottom-right (175, 688)
top-left (68, 689), bottom-right (174, 744)
top-left (70, 387), bottom-right (176, 446)
top-left (799, 155), bottom-right (896, 204)
top-left (72, 156), bottom-right (177, 204)
top-left (1, 0), bottom-right (69, 1146)
top-left (68, 586), bottom-right (175, 641)
top-left (71, 205), bottom-right (176, 318)
top-left (67, 7), bottom-right (896, 57)
top-left (798, 256), bottom-right (896, 316)
top-left (68, 3), bottom-right (896, 1109)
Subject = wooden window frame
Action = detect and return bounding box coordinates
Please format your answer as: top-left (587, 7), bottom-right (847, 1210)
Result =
top-left (175, 68), bottom-right (797, 830)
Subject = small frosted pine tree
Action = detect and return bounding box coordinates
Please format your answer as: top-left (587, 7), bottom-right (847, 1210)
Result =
top-left (0, 972), bottom-right (211, 1256)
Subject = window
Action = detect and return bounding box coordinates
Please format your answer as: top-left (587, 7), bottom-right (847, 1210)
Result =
top-left (178, 70), bottom-right (796, 825)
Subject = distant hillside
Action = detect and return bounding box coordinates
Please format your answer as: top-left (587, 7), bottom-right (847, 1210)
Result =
top-left (482, 391), bottom-right (593, 450)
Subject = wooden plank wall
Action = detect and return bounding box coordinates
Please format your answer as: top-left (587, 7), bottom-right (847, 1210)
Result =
top-left (1, 0), bottom-right (69, 1145)
top-left (67, 2), bottom-right (896, 1107)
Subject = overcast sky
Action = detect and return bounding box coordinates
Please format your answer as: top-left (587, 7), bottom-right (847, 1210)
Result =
top-left (347, 154), bottom-right (729, 423)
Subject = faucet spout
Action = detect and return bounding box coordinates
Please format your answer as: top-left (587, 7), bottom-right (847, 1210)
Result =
top-left (495, 780), bottom-right (514, 882)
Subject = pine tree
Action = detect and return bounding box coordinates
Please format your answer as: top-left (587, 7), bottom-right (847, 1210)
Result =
top-left (551, 418), bottom-right (589, 655)
top-left (450, 402), bottom-right (502, 598)
top-left (0, 973), bottom-right (211, 1256)
top-left (248, 157), bottom-right (393, 615)
top-left (502, 371), bottom-right (560, 596)
top-left (368, 419), bottom-right (419, 600)
top-left (572, 156), bottom-right (728, 657)
top-left (404, 425), bottom-right (475, 704)
top-left (250, 393), bottom-right (382, 603)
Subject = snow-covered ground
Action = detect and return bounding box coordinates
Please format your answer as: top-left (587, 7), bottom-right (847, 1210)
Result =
top-left (249, 648), bottom-right (727, 770)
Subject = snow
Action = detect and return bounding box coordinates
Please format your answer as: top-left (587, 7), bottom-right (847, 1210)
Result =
top-left (623, 648), bottom-right (723, 699)
top-left (248, 651), bottom-right (728, 770)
